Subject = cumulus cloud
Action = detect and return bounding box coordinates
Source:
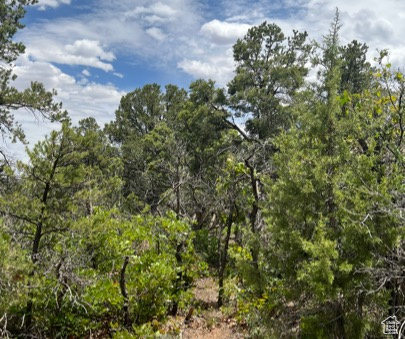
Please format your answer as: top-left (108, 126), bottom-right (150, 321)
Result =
top-left (19, 0), bottom-right (203, 68)
top-left (200, 20), bottom-right (251, 45)
top-left (178, 49), bottom-right (235, 86)
top-left (25, 39), bottom-right (115, 72)
top-left (177, 18), bottom-right (250, 84)
top-left (65, 40), bottom-right (115, 62)
top-left (178, 60), bottom-right (217, 80)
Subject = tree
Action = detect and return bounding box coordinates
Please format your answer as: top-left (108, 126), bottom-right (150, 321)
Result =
top-left (0, 0), bottom-right (62, 161)
top-left (0, 119), bottom-right (123, 336)
top-left (228, 22), bottom-right (311, 140)
top-left (255, 14), bottom-right (403, 338)
top-left (107, 84), bottom-right (164, 143)
top-left (339, 40), bottom-right (374, 95)
top-left (220, 23), bottom-right (312, 277)
top-left (106, 84), bottom-right (189, 211)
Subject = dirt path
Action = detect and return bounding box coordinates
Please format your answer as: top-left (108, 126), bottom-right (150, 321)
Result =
top-left (182, 277), bottom-right (238, 339)
top-left (162, 277), bottom-right (245, 338)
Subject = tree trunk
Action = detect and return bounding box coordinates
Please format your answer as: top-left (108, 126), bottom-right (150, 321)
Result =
top-left (25, 220), bottom-right (43, 330)
top-left (245, 159), bottom-right (260, 270)
top-left (25, 155), bottom-right (59, 330)
top-left (120, 256), bottom-right (131, 328)
top-left (169, 242), bottom-right (184, 316)
top-left (218, 205), bottom-right (234, 308)
top-left (175, 159), bottom-right (181, 217)
top-left (56, 258), bottom-right (68, 314)
top-left (335, 301), bottom-right (346, 339)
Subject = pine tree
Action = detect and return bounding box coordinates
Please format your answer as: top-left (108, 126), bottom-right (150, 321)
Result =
top-left (0, 0), bottom-right (62, 160)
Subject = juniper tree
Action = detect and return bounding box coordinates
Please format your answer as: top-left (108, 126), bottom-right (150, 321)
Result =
top-left (260, 14), bottom-right (404, 338)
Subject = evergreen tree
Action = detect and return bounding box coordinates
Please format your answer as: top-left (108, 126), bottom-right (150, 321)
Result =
top-left (228, 22), bottom-right (311, 139)
top-left (0, 0), bottom-right (62, 160)
top-left (259, 14), bottom-right (403, 338)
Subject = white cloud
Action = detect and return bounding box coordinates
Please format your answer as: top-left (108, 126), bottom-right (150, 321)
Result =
top-left (200, 20), bottom-right (251, 45)
top-left (82, 69), bottom-right (91, 77)
top-left (65, 40), bottom-right (115, 62)
top-left (177, 18), bottom-right (249, 85)
top-left (18, 0), bottom-right (203, 69)
top-left (146, 27), bottom-right (166, 41)
top-left (178, 49), bottom-right (235, 86)
top-left (25, 39), bottom-right (115, 72)
top-left (178, 60), bottom-right (215, 79)
top-left (150, 2), bottom-right (178, 17)
top-left (35, 0), bottom-right (71, 10)
top-left (126, 2), bottom-right (178, 21)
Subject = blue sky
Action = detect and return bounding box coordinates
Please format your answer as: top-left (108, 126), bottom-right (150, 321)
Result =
top-left (6, 0), bottom-right (405, 159)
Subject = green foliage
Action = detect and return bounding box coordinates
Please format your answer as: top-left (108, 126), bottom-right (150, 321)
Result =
top-left (229, 21), bottom-right (311, 139)
top-left (0, 120), bottom-right (124, 336)
top-left (75, 211), bottom-right (196, 335)
top-left (0, 223), bottom-right (31, 336)
top-left (339, 40), bottom-right (374, 94)
top-left (0, 0), bottom-right (36, 63)
top-left (194, 228), bottom-right (218, 267)
top-left (256, 15), bottom-right (404, 338)
top-left (106, 84), bottom-right (190, 211)
top-left (1, 194), bottom-right (196, 337)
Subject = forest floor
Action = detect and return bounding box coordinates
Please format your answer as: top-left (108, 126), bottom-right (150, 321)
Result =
top-left (161, 277), bottom-right (246, 338)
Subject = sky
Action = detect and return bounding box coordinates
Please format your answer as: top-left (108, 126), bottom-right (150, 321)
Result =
top-left (5, 0), bottom-right (405, 159)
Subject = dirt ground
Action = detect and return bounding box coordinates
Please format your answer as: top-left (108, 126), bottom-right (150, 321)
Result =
top-left (162, 277), bottom-right (246, 339)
